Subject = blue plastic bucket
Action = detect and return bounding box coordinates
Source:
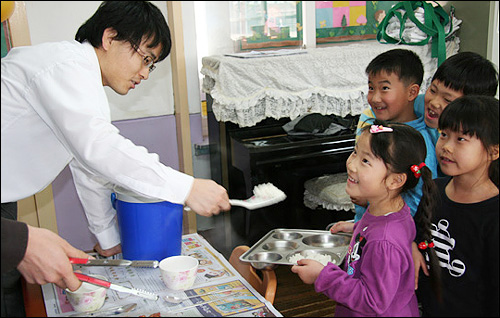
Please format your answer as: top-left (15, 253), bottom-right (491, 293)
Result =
top-left (111, 192), bottom-right (183, 261)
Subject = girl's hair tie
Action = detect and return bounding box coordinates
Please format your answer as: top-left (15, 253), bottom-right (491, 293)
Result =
top-left (418, 240), bottom-right (435, 250)
top-left (370, 125), bottom-right (393, 134)
top-left (411, 162), bottom-right (426, 178)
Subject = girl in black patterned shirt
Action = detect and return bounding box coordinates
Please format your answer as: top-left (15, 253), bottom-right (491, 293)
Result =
top-left (415, 95), bottom-right (499, 317)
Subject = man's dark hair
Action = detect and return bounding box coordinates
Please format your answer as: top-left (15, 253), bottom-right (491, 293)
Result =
top-left (75, 1), bottom-right (171, 62)
top-left (432, 52), bottom-right (498, 96)
top-left (365, 49), bottom-right (424, 87)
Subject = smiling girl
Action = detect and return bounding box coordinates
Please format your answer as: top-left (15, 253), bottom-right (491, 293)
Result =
top-left (292, 120), bottom-right (439, 316)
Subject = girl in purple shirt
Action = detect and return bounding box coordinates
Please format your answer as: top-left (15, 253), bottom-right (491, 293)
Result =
top-left (292, 121), bottom-right (440, 316)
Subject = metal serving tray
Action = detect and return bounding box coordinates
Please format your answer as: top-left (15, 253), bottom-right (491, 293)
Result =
top-left (239, 228), bottom-right (352, 270)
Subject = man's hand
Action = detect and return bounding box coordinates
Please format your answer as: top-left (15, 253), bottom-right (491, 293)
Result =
top-left (291, 259), bottom-right (325, 284)
top-left (94, 243), bottom-right (122, 257)
top-left (185, 178), bottom-right (230, 217)
top-left (17, 225), bottom-right (91, 291)
top-left (330, 221), bottom-right (355, 234)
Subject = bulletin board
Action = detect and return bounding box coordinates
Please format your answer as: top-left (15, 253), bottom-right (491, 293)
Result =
top-left (315, 1), bottom-right (400, 44)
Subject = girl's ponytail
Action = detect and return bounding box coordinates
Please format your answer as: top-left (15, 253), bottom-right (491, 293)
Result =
top-left (414, 165), bottom-right (442, 302)
top-left (368, 119), bottom-right (444, 300)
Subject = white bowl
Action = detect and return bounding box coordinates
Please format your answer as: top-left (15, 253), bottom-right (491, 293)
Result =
top-left (159, 255), bottom-right (199, 290)
top-left (65, 275), bottom-right (107, 312)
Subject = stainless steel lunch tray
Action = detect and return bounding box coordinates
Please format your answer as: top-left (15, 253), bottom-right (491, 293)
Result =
top-left (239, 228), bottom-right (352, 270)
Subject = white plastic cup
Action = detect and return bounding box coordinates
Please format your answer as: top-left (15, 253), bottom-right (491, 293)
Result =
top-left (65, 275), bottom-right (107, 312)
top-left (159, 255), bottom-right (199, 290)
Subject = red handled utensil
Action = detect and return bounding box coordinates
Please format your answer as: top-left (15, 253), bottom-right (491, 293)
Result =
top-left (74, 272), bottom-right (158, 301)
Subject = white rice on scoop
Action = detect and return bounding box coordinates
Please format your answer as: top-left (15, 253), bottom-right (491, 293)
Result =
top-left (288, 251), bottom-right (333, 266)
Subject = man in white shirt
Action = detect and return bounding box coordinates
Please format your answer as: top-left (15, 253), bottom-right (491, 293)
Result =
top-left (1, 2), bottom-right (230, 315)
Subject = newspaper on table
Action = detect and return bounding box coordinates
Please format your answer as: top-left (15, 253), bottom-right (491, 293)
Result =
top-left (42, 233), bottom-right (282, 317)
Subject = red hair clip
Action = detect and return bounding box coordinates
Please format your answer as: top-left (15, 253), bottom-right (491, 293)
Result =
top-left (411, 162), bottom-right (426, 178)
top-left (418, 240), bottom-right (435, 250)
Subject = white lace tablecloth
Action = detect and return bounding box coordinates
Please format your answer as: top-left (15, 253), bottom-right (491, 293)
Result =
top-left (201, 39), bottom-right (459, 127)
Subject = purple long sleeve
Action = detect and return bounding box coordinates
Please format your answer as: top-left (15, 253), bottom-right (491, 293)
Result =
top-left (314, 204), bottom-right (419, 317)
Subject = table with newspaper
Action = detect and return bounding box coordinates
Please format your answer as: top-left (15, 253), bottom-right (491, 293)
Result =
top-left (41, 233), bottom-right (282, 317)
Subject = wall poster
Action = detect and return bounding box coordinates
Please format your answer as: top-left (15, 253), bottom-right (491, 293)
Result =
top-left (315, 1), bottom-right (400, 44)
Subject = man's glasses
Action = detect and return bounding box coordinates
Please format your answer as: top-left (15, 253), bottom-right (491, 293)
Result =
top-left (133, 46), bottom-right (156, 73)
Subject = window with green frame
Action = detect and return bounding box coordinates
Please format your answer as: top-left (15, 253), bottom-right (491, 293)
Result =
top-left (230, 1), bottom-right (303, 50)
top-left (229, 1), bottom-right (401, 50)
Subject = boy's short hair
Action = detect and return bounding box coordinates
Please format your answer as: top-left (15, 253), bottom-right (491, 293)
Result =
top-left (365, 49), bottom-right (424, 87)
top-left (75, 1), bottom-right (171, 62)
top-left (432, 52), bottom-right (499, 96)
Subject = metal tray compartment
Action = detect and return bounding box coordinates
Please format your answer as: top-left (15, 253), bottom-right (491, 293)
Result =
top-left (239, 229), bottom-right (352, 270)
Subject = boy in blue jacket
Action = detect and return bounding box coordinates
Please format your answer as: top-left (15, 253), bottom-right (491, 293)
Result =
top-left (351, 49), bottom-right (438, 223)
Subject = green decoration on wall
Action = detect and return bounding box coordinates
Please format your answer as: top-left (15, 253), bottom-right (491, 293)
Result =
top-left (1, 22), bottom-right (11, 58)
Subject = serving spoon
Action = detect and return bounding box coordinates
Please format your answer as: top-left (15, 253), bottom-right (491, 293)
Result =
top-left (229, 183), bottom-right (286, 210)
top-left (164, 286), bottom-right (244, 304)
top-left (186, 183), bottom-right (286, 212)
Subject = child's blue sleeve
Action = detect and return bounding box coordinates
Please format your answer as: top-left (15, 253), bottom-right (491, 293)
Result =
top-left (356, 108), bottom-right (376, 137)
top-left (404, 125), bottom-right (438, 216)
top-left (414, 94), bottom-right (425, 117)
top-left (427, 126), bottom-right (440, 148)
top-left (401, 180), bottom-right (423, 217)
top-left (402, 153), bottom-right (438, 216)
top-left (421, 130), bottom-right (439, 179)
top-left (354, 204), bottom-right (366, 222)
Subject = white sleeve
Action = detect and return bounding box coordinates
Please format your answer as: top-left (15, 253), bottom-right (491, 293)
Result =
top-left (26, 51), bottom-right (194, 204)
top-left (69, 159), bottom-right (121, 250)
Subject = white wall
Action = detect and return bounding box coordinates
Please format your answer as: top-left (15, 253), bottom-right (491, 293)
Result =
top-left (193, 1), bottom-right (235, 101)
top-left (181, 1), bottom-right (203, 113)
top-left (24, 1), bottom-right (175, 121)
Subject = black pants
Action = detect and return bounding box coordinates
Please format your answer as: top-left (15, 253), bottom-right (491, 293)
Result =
top-left (1, 202), bottom-right (26, 317)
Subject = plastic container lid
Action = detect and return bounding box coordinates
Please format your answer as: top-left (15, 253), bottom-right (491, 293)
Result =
top-left (115, 191), bottom-right (163, 204)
